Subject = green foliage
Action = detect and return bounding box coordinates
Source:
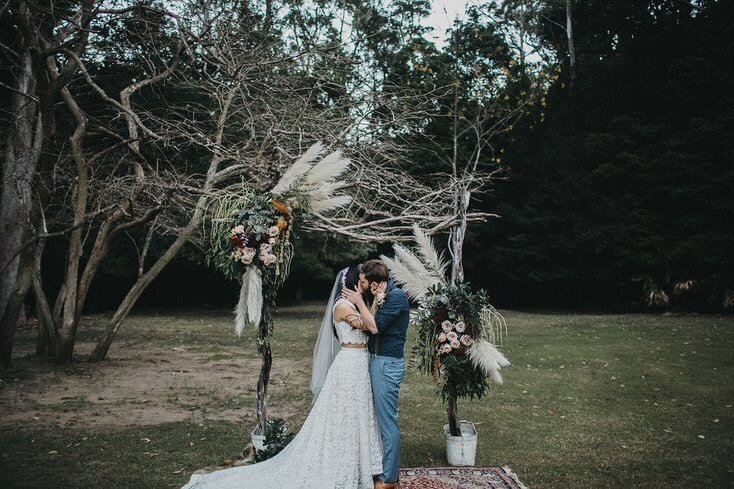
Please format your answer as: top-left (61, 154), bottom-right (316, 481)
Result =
top-left (253, 418), bottom-right (295, 462)
top-left (412, 282), bottom-right (492, 404)
top-left (463, 0), bottom-right (734, 311)
top-left (206, 188), bottom-right (257, 283)
top-left (438, 353), bottom-right (489, 403)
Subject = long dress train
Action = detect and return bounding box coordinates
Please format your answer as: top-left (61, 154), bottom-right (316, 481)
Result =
top-left (181, 300), bottom-right (382, 489)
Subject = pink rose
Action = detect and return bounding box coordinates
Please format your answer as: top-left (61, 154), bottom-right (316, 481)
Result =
top-left (455, 321), bottom-right (466, 333)
top-left (447, 331), bottom-right (458, 342)
top-left (460, 335), bottom-right (473, 347)
top-left (268, 237), bottom-right (276, 245)
top-left (438, 332), bottom-right (447, 343)
top-left (260, 243), bottom-right (272, 254)
top-left (450, 339), bottom-right (461, 349)
top-left (242, 247), bottom-right (257, 260)
top-left (232, 225), bottom-right (245, 235)
top-left (268, 225), bottom-right (280, 237)
top-left (441, 320), bottom-right (453, 333)
top-left (440, 344), bottom-right (452, 354)
top-left (260, 253), bottom-right (277, 266)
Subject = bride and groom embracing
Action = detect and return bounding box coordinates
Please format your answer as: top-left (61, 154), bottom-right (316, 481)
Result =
top-left (182, 259), bottom-right (410, 489)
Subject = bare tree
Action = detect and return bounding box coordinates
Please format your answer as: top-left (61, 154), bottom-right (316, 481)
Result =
top-left (0, 0), bottom-right (97, 367)
top-left (1, 0), bottom-right (475, 368)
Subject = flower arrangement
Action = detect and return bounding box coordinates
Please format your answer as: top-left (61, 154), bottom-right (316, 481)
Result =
top-left (412, 281), bottom-right (508, 401)
top-left (228, 194), bottom-right (292, 274)
top-left (207, 142), bottom-right (354, 436)
top-left (208, 142), bottom-right (353, 343)
top-left (381, 225), bottom-right (509, 436)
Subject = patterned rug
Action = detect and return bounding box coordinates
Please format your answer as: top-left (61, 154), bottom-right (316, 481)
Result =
top-left (398, 467), bottom-right (527, 489)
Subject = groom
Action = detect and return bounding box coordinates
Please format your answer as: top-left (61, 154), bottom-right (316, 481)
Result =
top-left (344, 259), bottom-right (410, 489)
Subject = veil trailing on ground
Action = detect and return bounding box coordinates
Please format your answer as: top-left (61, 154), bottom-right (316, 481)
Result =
top-left (309, 268), bottom-right (347, 399)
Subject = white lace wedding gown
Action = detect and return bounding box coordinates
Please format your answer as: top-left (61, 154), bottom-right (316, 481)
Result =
top-left (181, 299), bottom-right (383, 489)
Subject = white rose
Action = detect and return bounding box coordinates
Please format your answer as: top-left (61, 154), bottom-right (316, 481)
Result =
top-left (268, 237), bottom-right (276, 245)
top-left (268, 225), bottom-right (280, 237)
top-left (260, 253), bottom-right (277, 266)
top-left (455, 321), bottom-right (466, 333)
top-left (260, 243), bottom-right (272, 254)
top-left (232, 224), bottom-right (245, 234)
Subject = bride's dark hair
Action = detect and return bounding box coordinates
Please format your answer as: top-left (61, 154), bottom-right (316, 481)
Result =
top-left (342, 266), bottom-right (360, 290)
top-left (333, 266), bottom-right (370, 338)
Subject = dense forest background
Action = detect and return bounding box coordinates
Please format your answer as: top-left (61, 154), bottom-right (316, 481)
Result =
top-left (3, 0), bottom-right (732, 316)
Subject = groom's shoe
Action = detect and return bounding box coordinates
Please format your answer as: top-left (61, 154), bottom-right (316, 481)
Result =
top-left (374, 482), bottom-right (400, 489)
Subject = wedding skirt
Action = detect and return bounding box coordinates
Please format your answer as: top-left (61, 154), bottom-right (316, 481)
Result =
top-left (181, 348), bottom-right (383, 489)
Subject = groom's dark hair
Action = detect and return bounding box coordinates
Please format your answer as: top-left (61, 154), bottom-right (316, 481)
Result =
top-left (359, 259), bottom-right (389, 283)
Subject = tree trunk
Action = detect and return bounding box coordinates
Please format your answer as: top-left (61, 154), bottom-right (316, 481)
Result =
top-left (33, 276), bottom-right (56, 357)
top-left (0, 48), bottom-right (39, 367)
top-left (56, 88), bottom-right (89, 364)
top-left (0, 239), bottom-right (34, 368)
top-left (449, 188), bottom-right (470, 284)
top-left (566, 0), bottom-right (576, 88)
top-left (295, 286), bottom-right (303, 304)
top-left (447, 394), bottom-right (461, 436)
top-left (32, 220), bottom-right (56, 357)
top-left (89, 193), bottom-right (212, 361)
top-left (255, 345), bottom-right (273, 434)
top-left (447, 186), bottom-right (470, 435)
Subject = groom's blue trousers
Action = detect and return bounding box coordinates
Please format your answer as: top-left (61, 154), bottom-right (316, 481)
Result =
top-left (369, 354), bottom-right (405, 483)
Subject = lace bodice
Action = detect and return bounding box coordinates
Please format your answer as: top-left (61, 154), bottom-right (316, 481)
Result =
top-left (333, 298), bottom-right (369, 344)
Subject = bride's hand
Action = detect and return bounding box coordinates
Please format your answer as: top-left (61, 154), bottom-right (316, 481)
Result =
top-left (374, 281), bottom-right (387, 304)
top-left (341, 285), bottom-right (365, 308)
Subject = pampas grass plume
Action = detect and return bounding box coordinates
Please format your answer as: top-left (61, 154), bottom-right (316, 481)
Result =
top-left (468, 339), bottom-right (511, 385)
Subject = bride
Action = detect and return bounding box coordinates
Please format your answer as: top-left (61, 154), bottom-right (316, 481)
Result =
top-left (181, 266), bottom-right (384, 489)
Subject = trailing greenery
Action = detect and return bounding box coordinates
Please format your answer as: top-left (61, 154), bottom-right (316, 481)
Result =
top-left (206, 188), bottom-right (257, 284)
top-left (253, 418), bottom-right (296, 462)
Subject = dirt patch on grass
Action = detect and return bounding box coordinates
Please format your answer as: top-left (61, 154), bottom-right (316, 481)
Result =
top-left (0, 314), bottom-right (312, 431)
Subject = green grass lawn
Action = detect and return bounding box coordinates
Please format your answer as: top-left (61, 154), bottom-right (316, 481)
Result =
top-left (1, 306), bottom-right (732, 488)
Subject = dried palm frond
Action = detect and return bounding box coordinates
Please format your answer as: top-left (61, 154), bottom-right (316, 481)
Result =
top-left (306, 181), bottom-right (352, 212)
top-left (234, 271), bottom-right (249, 336)
top-left (380, 254), bottom-right (430, 301)
top-left (467, 339), bottom-right (511, 385)
top-left (272, 142), bottom-right (323, 195)
top-left (412, 224), bottom-right (448, 281)
top-left (304, 149), bottom-right (350, 187)
top-left (393, 244), bottom-right (439, 288)
top-left (246, 266), bottom-right (263, 328)
top-left (309, 194), bottom-right (353, 212)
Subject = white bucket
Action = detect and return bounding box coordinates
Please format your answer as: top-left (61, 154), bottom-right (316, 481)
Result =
top-left (251, 427), bottom-right (268, 451)
top-left (443, 421), bottom-right (478, 466)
